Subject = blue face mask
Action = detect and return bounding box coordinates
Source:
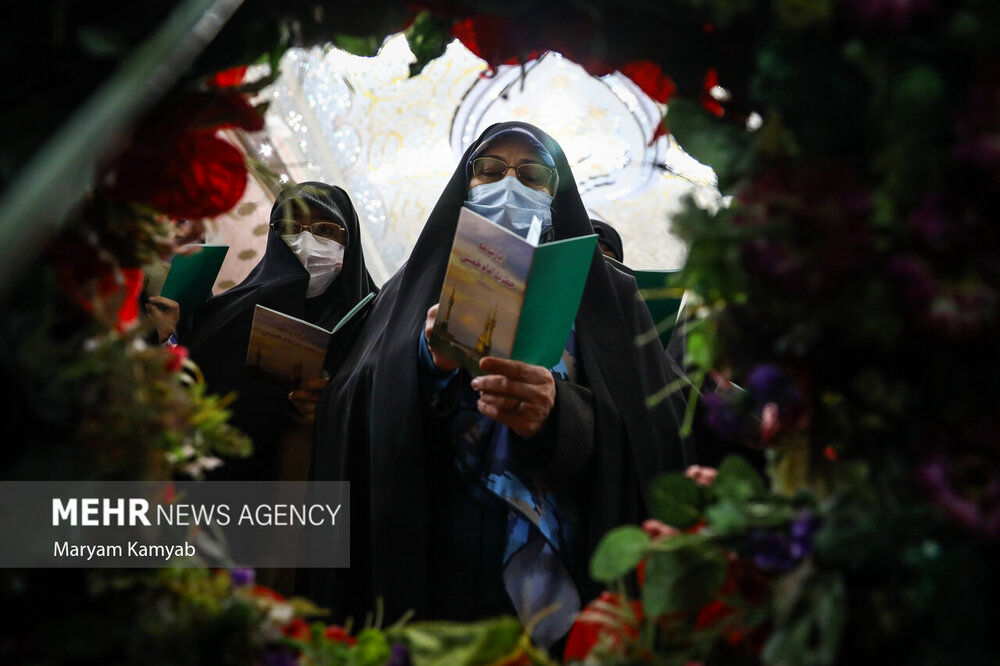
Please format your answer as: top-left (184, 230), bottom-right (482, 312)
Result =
top-left (466, 177), bottom-right (553, 243)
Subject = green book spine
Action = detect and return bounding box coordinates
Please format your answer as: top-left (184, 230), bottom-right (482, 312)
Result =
top-left (511, 234), bottom-right (597, 367)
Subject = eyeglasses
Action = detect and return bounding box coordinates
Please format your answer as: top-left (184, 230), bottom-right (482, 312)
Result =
top-left (271, 218), bottom-right (347, 244)
top-left (470, 157), bottom-right (556, 191)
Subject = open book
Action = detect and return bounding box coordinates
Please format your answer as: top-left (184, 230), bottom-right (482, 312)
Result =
top-left (429, 207), bottom-right (596, 375)
top-left (245, 292), bottom-right (376, 385)
top-left (144, 244), bottom-right (229, 314)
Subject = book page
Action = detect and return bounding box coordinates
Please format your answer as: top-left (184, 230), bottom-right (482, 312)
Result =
top-left (429, 207), bottom-right (533, 375)
top-left (246, 305), bottom-right (331, 385)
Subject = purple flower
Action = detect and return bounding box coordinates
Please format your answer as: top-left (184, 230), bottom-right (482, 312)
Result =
top-left (908, 195), bottom-right (949, 244)
top-left (701, 392), bottom-right (743, 442)
top-left (747, 510), bottom-right (821, 572)
top-left (916, 454), bottom-right (1000, 539)
top-left (886, 255), bottom-right (938, 308)
top-left (747, 530), bottom-right (796, 572)
top-left (746, 365), bottom-right (789, 406)
top-left (230, 567), bottom-right (255, 587)
top-left (789, 510), bottom-right (821, 559)
top-left (840, 0), bottom-right (938, 30)
top-left (260, 648), bottom-right (298, 666)
top-left (388, 644), bottom-right (413, 666)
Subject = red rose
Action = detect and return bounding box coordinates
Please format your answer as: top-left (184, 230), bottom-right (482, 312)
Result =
top-left (164, 345), bottom-right (188, 374)
top-left (620, 61), bottom-right (677, 104)
top-left (106, 91), bottom-right (262, 219)
top-left (112, 131), bottom-right (248, 219)
top-left (59, 260), bottom-right (144, 332)
top-left (700, 69), bottom-right (726, 118)
top-left (564, 591), bottom-right (643, 662)
top-left (283, 617), bottom-right (311, 641)
top-left (207, 65), bottom-right (248, 88)
top-left (251, 585), bottom-right (286, 601)
top-left (323, 625), bottom-right (357, 646)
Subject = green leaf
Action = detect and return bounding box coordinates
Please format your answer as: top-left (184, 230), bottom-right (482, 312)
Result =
top-left (648, 473), bottom-right (703, 528)
top-left (387, 617), bottom-right (522, 666)
top-left (349, 629), bottom-right (391, 666)
top-left (713, 455), bottom-right (766, 502)
top-left (589, 526), bottom-right (650, 582)
top-left (684, 326), bottom-right (714, 371)
top-left (705, 500), bottom-right (748, 535)
top-left (642, 545), bottom-right (727, 616)
top-left (666, 97), bottom-right (752, 191)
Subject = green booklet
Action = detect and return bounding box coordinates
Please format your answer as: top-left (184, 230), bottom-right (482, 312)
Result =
top-left (246, 292), bottom-right (375, 385)
top-left (607, 258), bottom-right (686, 349)
top-left (429, 206), bottom-right (597, 375)
top-left (145, 244), bottom-right (229, 314)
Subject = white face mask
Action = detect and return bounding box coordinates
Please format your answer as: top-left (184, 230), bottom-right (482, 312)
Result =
top-left (282, 231), bottom-right (345, 297)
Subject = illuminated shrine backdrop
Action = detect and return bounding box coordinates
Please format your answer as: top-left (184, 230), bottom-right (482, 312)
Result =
top-left (208, 35), bottom-right (723, 290)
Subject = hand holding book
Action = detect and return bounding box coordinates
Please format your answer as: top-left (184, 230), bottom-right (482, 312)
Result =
top-left (471, 356), bottom-right (555, 438)
top-left (289, 377), bottom-right (329, 421)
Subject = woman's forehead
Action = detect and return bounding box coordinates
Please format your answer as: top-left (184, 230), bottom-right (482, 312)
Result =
top-left (480, 135), bottom-right (546, 162)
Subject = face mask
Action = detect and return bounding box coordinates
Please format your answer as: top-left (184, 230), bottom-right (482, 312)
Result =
top-left (466, 177), bottom-right (553, 244)
top-left (282, 231), bottom-right (345, 297)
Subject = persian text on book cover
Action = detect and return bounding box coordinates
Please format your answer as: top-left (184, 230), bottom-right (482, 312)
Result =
top-left (246, 305), bottom-right (330, 384)
top-left (430, 208), bottom-right (532, 373)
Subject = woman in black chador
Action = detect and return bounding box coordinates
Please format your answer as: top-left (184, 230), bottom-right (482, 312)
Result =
top-left (181, 182), bottom-right (376, 480)
top-left (310, 123), bottom-right (692, 645)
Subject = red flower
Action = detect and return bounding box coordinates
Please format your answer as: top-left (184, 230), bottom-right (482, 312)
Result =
top-left (283, 617), bottom-right (311, 641)
top-left (451, 16), bottom-right (523, 72)
top-left (251, 585), bottom-right (286, 601)
top-left (323, 625), bottom-right (357, 646)
top-left (564, 592), bottom-right (643, 662)
top-left (164, 345), bottom-right (188, 374)
top-left (620, 61), bottom-right (677, 104)
top-left (207, 65), bottom-right (248, 88)
top-left (112, 132), bottom-right (248, 219)
top-left (107, 91), bottom-right (262, 219)
top-left (700, 69), bottom-right (726, 118)
top-left (58, 259), bottom-right (144, 332)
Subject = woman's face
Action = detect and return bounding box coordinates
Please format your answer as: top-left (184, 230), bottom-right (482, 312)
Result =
top-left (467, 136), bottom-right (555, 196)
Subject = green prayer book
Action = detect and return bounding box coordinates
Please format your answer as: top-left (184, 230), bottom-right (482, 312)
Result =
top-left (429, 206), bottom-right (597, 375)
top-left (607, 257), bottom-right (685, 349)
top-left (148, 244), bottom-right (229, 314)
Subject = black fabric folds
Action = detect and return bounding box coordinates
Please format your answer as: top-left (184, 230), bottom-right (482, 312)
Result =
top-left (180, 182), bottom-right (376, 480)
top-left (309, 122), bottom-right (692, 622)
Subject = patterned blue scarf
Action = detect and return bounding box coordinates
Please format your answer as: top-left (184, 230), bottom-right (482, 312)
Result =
top-left (450, 329), bottom-right (581, 647)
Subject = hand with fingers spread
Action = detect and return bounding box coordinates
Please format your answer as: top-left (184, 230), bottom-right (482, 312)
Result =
top-left (289, 377), bottom-right (329, 421)
top-left (424, 303), bottom-right (460, 372)
top-left (145, 296), bottom-right (180, 343)
top-left (471, 356), bottom-right (556, 438)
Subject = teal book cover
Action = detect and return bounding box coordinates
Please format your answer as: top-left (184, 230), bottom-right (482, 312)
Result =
top-left (159, 244), bottom-right (229, 314)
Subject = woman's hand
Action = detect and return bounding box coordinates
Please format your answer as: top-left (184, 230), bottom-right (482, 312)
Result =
top-left (472, 357), bottom-right (556, 438)
top-left (145, 296), bottom-right (180, 343)
top-left (289, 377), bottom-right (329, 421)
top-left (424, 304), bottom-right (461, 372)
